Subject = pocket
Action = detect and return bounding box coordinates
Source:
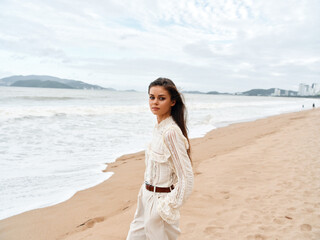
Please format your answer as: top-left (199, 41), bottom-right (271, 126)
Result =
top-left (146, 146), bottom-right (170, 163)
top-left (154, 195), bottom-right (165, 223)
top-left (150, 150), bottom-right (169, 163)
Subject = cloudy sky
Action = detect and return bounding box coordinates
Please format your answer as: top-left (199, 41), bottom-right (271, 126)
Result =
top-left (0, 0), bottom-right (319, 92)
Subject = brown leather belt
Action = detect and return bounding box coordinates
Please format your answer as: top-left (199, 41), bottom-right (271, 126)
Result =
top-left (145, 183), bottom-right (174, 193)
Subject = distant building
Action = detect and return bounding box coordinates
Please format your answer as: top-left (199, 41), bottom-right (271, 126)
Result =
top-left (272, 88), bottom-right (281, 96)
top-left (298, 83), bottom-right (320, 96)
top-left (311, 83), bottom-right (320, 95)
top-left (298, 83), bottom-right (310, 96)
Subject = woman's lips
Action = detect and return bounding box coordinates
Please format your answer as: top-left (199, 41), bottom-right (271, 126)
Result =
top-left (152, 107), bottom-right (160, 111)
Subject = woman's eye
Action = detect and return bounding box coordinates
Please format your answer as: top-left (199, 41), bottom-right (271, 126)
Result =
top-left (149, 96), bottom-right (165, 100)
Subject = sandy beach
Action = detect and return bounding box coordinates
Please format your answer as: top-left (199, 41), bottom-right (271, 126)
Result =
top-left (1, 108), bottom-right (319, 240)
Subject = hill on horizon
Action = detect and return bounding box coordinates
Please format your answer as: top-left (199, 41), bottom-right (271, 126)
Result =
top-left (0, 75), bottom-right (113, 90)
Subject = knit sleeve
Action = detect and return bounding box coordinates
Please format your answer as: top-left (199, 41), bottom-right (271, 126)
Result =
top-left (157, 126), bottom-right (194, 224)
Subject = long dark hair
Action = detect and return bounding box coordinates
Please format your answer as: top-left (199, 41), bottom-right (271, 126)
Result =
top-left (148, 77), bottom-right (192, 162)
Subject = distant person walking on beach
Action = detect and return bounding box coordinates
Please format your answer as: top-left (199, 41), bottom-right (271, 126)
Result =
top-left (313, 103), bottom-right (315, 108)
top-left (126, 78), bottom-right (194, 240)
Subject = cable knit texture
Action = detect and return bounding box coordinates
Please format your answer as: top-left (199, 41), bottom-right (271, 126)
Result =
top-left (144, 116), bottom-right (194, 224)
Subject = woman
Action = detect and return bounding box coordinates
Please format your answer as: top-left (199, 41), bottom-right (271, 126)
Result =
top-left (126, 78), bottom-right (194, 240)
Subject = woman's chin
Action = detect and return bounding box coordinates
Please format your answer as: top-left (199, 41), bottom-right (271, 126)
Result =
top-left (150, 109), bottom-right (160, 115)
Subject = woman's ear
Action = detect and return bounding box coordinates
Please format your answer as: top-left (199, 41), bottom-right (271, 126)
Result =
top-left (171, 100), bottom-right (176, 107)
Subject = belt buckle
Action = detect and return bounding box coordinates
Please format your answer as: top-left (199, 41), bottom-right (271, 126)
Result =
top-left (145, 182), bottom-right (156, 192)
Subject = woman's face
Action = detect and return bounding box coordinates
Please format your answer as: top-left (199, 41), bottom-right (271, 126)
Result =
top-left (149, 86), bottom-right (176, 119)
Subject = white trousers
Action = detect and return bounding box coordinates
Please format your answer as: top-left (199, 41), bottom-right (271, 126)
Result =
top-left (126, 184), bottom-right (180, 240)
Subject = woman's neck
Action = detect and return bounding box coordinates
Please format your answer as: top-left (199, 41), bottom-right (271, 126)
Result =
top-left (157, 114), bottom-right (171, 124)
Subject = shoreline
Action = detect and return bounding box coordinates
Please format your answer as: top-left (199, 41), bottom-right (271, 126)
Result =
top-left (0, 107), bottom-right (308, 221)
top-left (1, 108), bottom-right (319, 239)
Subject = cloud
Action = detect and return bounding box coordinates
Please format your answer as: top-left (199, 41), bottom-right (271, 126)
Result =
top-left (0, 0), bottom-right (319, 92)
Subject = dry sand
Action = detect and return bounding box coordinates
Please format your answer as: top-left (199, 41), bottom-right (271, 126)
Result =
top-left (0, 109), bottom-right (319, 240)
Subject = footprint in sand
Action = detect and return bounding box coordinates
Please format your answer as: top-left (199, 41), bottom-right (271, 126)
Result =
top-left (246, 234), bottom-right (266, 240)
top-left (220, 190), bottom-right (230, 199)
top-left (204, 226), bottom-right (224, 234)
top-left (300, 224), bottom-right (312, 231)
top-left (216, 210), bottom-right (224, 216)
top-left (273, 217), bottom-right (286, 225)
top-left (287, 207), bottom-right (296, 211)
top-left (304, 207), bottom-right (315, 213)
top-left (77, 216), bottom-right (105, 229)
top-left (245, 196), bottom-right (261, 203)
top-left (303, 190), bottom-right (312, 196)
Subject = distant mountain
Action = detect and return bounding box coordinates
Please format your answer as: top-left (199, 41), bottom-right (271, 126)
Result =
top-left (182, 90), bottom-right (206, 94)
top-left (124, 89), bottom-right (137, 92)
top-left (182, 90), bottom-right (230, 95)
top-left (240, 88), bottom-right (298, 96)
top-left (207, 91), bottom-right (230, 95)
top-left (241, 88), bottom-right (275, 96)
top-left (0, 75), bottom-right (114, 90)
top-left (11, 80), bottom-right (74, 89)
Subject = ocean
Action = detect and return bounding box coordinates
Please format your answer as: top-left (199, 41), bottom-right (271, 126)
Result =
top-left (0, 86), bottom-right (319, 220)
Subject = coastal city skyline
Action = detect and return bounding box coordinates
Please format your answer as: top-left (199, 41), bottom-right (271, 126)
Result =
top-left (271, 82), bottom-right (320, 97)
top-left (0, 1), bottom-right (319, 92)
top-left (298, 83), bottom-right (320, 96)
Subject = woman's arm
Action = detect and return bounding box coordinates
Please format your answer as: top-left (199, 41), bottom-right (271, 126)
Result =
top-left (157, 126), bottom-right (194, 224)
